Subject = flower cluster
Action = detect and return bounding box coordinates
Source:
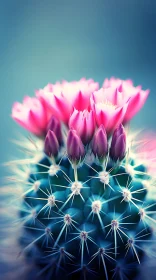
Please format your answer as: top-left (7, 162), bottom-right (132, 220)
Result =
top-left (12, 77), bottom-right (149, 138)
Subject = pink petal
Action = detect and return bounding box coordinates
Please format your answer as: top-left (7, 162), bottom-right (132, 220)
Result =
top-left (107, 106), bottom-right (126, 133)
top-left (54, 95), bottom-right (71, 124)
top-left (73, 91), bottom-right (90, 111)
top-left (95, 109), bottom-right (110, 129)
top-left (124, 90), bottom-right (149, 122)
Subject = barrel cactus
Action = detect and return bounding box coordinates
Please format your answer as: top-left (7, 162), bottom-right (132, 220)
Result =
top-left (2, 78), bottom-right (156, 279)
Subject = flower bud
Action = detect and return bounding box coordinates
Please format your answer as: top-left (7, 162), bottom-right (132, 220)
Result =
top-left (44, 130), bottom-right (59, 158)
top-left (47, 115), bottom-right (62, 145)
top-left (110, 124), bottom-right (126, 161)
top-left (67, 130), bottom-right (85, 163)
top-left (92, 125), bottom-right (108, 160)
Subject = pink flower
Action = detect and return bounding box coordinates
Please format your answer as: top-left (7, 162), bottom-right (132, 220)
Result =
top-left (12, 96), bottom-right (49, 136)
top-left (91, 88), bottom-right (128, 133)
top-left (36, 78), bottom-right (99, 125)
top-left (69, 109), bottom-right (95, 144)
top-left (103, 77), bottom-right (149, 122)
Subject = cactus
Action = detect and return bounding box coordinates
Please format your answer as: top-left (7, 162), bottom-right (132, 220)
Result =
top-left (3, 78), bottom-right (156, 279)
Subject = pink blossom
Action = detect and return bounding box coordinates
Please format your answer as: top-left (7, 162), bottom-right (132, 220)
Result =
top-left (103, 77), bottom-right (149, 122)
top-left (12, 96), bottom-right (48, 136)
top-left (91, 88), bottom-right (128, 133)
top-left (69, 109), bottom-right (95, 144)
top-left (36, 78), bottom-right (99, 125)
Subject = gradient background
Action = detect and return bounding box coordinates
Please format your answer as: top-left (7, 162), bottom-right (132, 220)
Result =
top-left (0, 0), bottom-right (156, 278)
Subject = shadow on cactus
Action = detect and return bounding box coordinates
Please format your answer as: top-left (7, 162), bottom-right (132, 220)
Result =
top-left (2, 78), bottom-right (156, 279)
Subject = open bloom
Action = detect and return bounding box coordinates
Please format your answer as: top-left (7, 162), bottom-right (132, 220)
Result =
top-left (69, 109), bottom-right (95, 145)
top-left (103, 77), bottom-right (149, 123)
top-left (36, 78), bottom-right (99, 125)
top-left (91, 88), bottom-right (128, 133)
top-left (12, 96), bottom-right (49, 136)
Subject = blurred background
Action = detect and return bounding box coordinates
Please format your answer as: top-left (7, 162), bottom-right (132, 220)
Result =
top-left (0, 0), bottom-right (156, 171)
top-left (0, 1), bottom-right (156, 279)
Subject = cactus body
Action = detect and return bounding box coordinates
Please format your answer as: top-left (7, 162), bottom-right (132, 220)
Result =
top-left (2, 78), bottom-right (156, 279)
